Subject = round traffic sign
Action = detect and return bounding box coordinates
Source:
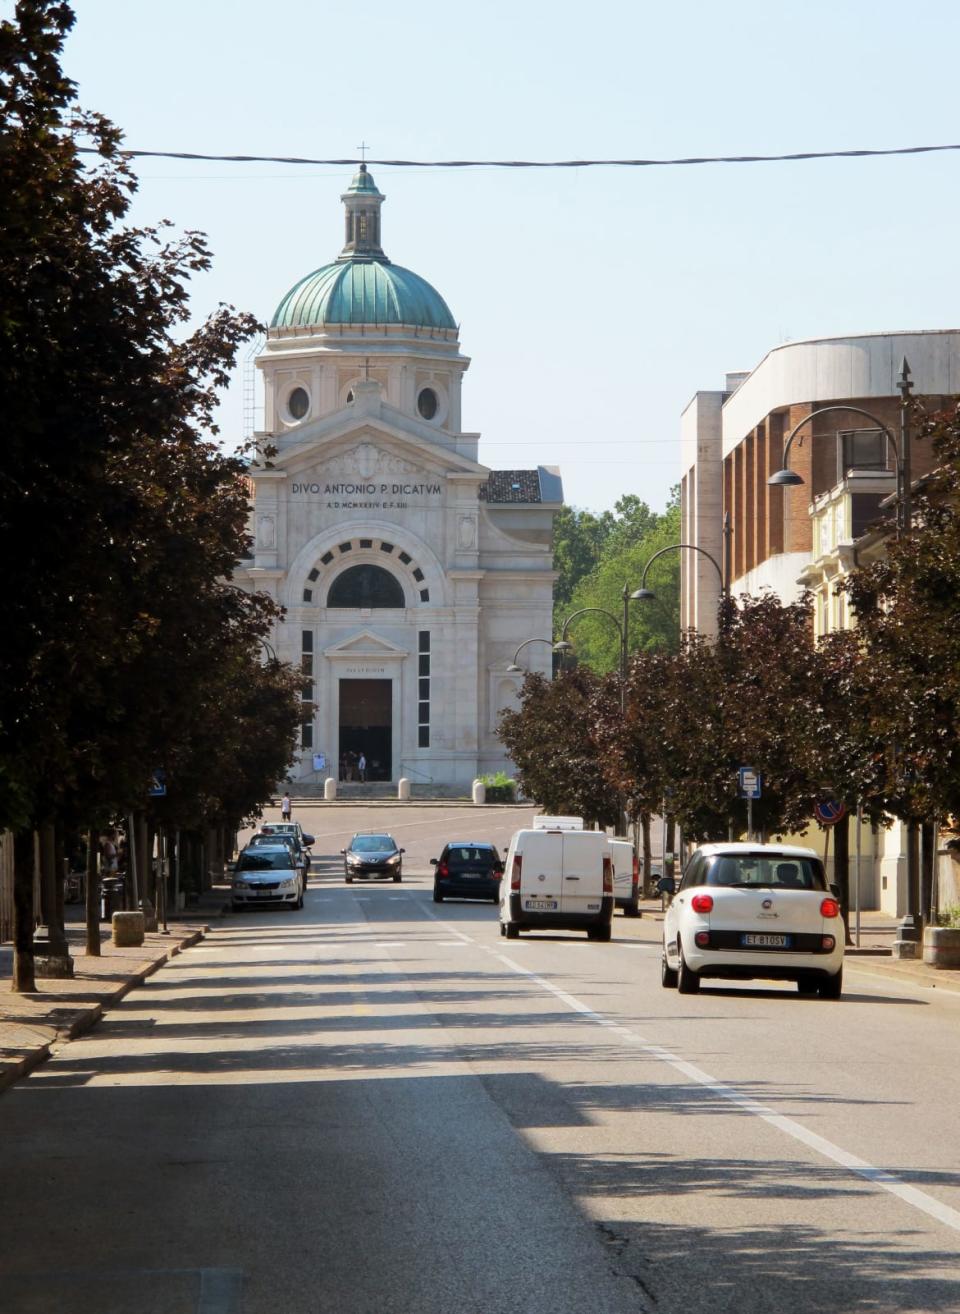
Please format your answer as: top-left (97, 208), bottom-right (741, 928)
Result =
top-left (815, 799), bottom-right (846, 826)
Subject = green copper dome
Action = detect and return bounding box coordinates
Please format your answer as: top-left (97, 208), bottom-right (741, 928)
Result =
top-left (271, 164), bottom-right (457, 332)
top-left (271, 260), bottom-right (456, 332)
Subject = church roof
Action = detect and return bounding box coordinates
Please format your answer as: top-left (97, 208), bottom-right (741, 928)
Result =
top-left (271, 164), bottom-right (456, 332)
top-left (271, 260), bottom-right (456, 332)
top-left (480, 471), bottom-right (543, 503)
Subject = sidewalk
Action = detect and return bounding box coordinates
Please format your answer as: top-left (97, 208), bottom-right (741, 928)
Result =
top-left (0, 920), bottom-right (210, 1094)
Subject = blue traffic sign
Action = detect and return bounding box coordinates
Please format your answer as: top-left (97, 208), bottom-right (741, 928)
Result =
top-left (738, 767), bottom-right (762, 800)
top-left (148, 769), bottom-right (167, 798)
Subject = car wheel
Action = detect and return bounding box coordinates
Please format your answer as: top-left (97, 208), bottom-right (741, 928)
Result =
top-left (499, 922), bottom-right (506, 937)
top-left (433, 887), bottom-right (443, 903)
top-left (231, 900), bottom-right (242, 912)
top-left (588, 924), bottom-right (612, 942)
top-left (505, 923), bottom-right (520, 939)
top-left (661, 951), bottom-right (678, 988)
top-left (797, 975), bottom-right (818, 995)
top-left (623, 898), bottom-right (641, 918)
top-left (345, 875), bottom-right (353, 884)
top-left (818, 967), bottom-right (843, 1000)
top-left (677, 941), bottom-right (700, 994)
top-left (393, 872), bottom-right (402, 883)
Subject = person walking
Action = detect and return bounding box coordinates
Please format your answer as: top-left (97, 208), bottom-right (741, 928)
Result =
top-left (281, 792), bottom-right (292, 822)
top-left (358, 752), bottom-right (367, 782)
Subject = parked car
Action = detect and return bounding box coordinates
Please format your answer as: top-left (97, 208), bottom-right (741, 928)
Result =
top-left (341, 833), bottom-right (404, 882)
top-left (248, 831), bottom-right (309, 876)
top-left (662, 842), bottom-right (844, 998)
top-left (431, 842), bottom-right (503, 903)
top-left (499, 816), bottom-right (613, 941)
top-left (608, 837), bottom-right (641, 917)
top-left (232, 845), bottom-right (304, 910)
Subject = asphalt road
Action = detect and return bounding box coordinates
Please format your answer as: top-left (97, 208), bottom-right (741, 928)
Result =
top-left (2, 806), bottom-right (960, 1313)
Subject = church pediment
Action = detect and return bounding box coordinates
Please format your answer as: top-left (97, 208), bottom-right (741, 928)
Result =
top-left (323, 629), bottom-right (409, 660)
top-left (275, 414), bottom-right (488, 482)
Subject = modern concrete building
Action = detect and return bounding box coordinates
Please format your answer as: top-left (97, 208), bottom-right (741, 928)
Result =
top-left (680, 329), bottom-right (960, 912)
top-left (236, 167), bottom-right (561, 793)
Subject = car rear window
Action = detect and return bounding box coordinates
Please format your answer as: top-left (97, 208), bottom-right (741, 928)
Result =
top-left (705, 854), bottom-right (826, 890)
top-left (445, 846), bottom-right (499, 868)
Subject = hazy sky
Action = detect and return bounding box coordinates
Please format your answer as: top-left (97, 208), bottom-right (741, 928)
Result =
top-left (34, 1), bottom-right (960, 512)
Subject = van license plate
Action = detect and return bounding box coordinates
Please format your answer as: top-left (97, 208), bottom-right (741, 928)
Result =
top-left (741, 933), bottom-right (790, 947)
top-left (526, 898), bottom-right (557, 911)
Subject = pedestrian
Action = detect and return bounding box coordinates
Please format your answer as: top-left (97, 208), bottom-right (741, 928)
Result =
top-left (358, 752), bottom-right (367, 782)
top-left (99, 830), bottom-right (118, 875)
top-left (281, 792), bottom-right (292, 822)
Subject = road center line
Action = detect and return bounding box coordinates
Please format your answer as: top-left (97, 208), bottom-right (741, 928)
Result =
top-left (419, 910), bottom-right (960, 1236)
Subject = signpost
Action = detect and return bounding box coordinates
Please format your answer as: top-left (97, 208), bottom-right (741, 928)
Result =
top-left (738, 767), bottom-right (762, 841)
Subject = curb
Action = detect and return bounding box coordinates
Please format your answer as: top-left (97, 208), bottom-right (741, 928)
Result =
top-left (0, 926), bottom-right (207, 1094)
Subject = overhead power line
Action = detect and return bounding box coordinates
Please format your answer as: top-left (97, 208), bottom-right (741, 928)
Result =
top-left (75, 143), bottom-right (960, 169)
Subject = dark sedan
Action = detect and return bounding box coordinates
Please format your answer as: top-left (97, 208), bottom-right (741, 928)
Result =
top-left (341, 833), bottom-right (404, 882)
top-left (431, 842), bottom-right (503, 904)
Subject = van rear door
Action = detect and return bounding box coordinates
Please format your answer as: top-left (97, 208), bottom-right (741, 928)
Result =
top-left (519, 831), bottom-right (563, 914)
top-left (560, 832), bottom-right (606, 917)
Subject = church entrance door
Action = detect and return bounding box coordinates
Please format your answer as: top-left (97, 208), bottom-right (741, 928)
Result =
top-left (338, 679), bottom-right (392, 782)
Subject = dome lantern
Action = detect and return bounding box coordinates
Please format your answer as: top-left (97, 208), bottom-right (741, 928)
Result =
top-left (339, 164), bottom-right (387, 264)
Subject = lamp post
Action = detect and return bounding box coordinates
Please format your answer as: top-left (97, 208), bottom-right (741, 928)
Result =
top-left (555, 584), bottom-right (647, 711)
top-left (507, 637), bottom-right (556, 673)
top-left (768, 370), bottom-right (921, 946)
top-left (633, 542), bottom-right (727, 609)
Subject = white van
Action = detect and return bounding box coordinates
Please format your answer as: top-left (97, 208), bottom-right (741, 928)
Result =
top-left (609, 837), bottom-right (641, 917)
top-left (499, 820), bottom-right (613, 941)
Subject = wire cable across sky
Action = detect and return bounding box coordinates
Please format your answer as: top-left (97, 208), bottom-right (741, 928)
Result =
top-left (76, 143), bottom-right (960, 169)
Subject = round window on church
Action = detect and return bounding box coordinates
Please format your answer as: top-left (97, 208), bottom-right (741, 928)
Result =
top-left (288, 386), bottom-right (309, 420)
top-left (417, 387), bottom-right (438, 420)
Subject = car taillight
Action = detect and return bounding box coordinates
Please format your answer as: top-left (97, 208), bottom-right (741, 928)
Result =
top-left (437, 863), bottom-right (449, 878)
top-left (822, 935), bottom-right (836, 951)
top-left (695, 930), bottom-right (711, 948)
top-left (820, 897), bottom-right (840, 918)
top-left (632, 856), bottom-right (640, 895)
top-left (602, 857), bottom-right (613, 894)
top-left (510, 855), bottom-right (522, 890)
top-left (691, 893), bottom-right (714, 914)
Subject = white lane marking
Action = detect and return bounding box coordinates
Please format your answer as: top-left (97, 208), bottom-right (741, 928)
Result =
top-left (375, 942), bottom-right (405, 948)
top-left (420, 907), bottom-right (960, 1235)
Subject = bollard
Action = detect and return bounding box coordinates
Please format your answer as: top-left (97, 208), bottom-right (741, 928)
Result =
top-left (472, 779), bottom-right (486, 805)
top-left (324, 776), bottom-right (337, 801)
top-left (922, 926), bottom-right (960, 969)
top-left (112, 910), bottom-right (146, 948)
top-left (397, 777), bottom-right (410, 800)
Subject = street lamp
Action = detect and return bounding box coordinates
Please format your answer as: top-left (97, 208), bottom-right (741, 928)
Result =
top-left (634, 542), bottom-right (727, 607)
top-left (507, 637), bottom-right (555, 673)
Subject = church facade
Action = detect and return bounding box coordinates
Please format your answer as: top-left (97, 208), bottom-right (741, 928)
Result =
top-left (236, 166), bottom-right (562, 791)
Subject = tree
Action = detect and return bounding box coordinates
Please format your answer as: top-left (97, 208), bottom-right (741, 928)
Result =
top-left (498, 670), bottom-right (620, 828)
top-left (0, 2), bottom-right (297, 986)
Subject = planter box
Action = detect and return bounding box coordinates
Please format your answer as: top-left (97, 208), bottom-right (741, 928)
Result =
top-left (922, 926), bottom-right (960, 969)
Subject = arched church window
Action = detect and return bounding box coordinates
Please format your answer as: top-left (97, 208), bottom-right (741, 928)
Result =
top-left (328, 564), bottom-right (404, 609)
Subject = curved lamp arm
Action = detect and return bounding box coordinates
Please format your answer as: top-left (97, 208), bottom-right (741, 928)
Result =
top-left (778, 405), bottom-right (900, 472)
top-left (508, 637), bottom-right (554, 671)
top-left (639, 543), bottom-right (725, 594)
top-left (559, 607), bottom-right (623, 643)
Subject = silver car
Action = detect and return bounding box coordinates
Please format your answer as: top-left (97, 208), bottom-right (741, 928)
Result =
top-left (232, 845), bottom-right (304, 910)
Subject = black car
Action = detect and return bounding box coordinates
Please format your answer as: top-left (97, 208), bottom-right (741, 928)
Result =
top-left (341, 833), bottom-right (404, 882)
top-left (431, 842), bottom-right (503, 903)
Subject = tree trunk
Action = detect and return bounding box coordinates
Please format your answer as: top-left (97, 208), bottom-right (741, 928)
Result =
top-left (920, 821), bottom-right (936, 925)
top-left (641, 812), bottom-right (652, 896)
top-left (85, 827), bottom-right (101, 956)
top-left (50, 824), bottom-right (69, 959)
top-left (38, 821), bottom-right (56, 929)
top-left (12, 829), bottom-right (36, 992)
top-left (832, 813), bottom-right (852, 945)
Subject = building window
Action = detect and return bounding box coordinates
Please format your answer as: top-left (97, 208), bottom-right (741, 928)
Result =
top-left (288, 387), bottom-right (309, 420)
top-left (417, 630), bottom-right (430, 748)
top-left (838, 429), bottom-right (888, 478)
top-left (328, 564), bottom-right (404, 609)
top-left (417, 387), bottom-right (438, 420)
top-left (380, 542), bottom-right (394, 554)
top-left (301, 630), bottom-right (314, 748)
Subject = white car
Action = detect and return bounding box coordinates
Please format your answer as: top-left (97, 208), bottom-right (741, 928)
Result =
top-left (662, 843), bottom-right (844, 998)
top-left (232, 845), bottom-right (304, 910)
